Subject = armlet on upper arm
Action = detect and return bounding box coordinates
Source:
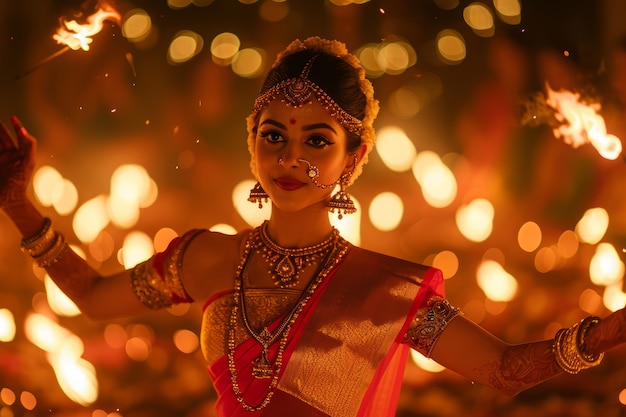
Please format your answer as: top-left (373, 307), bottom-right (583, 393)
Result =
top-left (402, 296), bottom-right (462, 357)
top-left (130, 229), bottom-right (203, 309)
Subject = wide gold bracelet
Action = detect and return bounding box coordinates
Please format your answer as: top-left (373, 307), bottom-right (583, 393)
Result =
top-left (552, 316), bottom-right (604, 374)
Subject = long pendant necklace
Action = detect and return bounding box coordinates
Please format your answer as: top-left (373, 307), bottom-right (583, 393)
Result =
top-left (257, 221), bottom-right (338, 288)
top-left (227, 223), bottom-right (349, 412)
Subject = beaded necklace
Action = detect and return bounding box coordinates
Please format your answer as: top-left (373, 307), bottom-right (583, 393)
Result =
top-left (227, 224), bottom-right (349, 411)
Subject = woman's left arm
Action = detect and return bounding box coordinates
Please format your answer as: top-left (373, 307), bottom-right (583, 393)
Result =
top-left (410, 301), bottom-right (625, 396)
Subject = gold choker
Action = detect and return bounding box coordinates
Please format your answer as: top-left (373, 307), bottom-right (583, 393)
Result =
top-left (255, 221), bottom-right (339, 288)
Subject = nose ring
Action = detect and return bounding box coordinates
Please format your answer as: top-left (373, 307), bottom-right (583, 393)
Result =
top-left (297, 158), bottom-right (336, 189)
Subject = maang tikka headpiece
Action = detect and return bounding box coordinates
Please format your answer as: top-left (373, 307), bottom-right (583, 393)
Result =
top-left (252, 55), bottom-right (363, 136)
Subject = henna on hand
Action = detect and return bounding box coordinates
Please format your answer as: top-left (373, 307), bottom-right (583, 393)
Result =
top-left (477, 341), bottom-right (563, 396)
top-left (0, 118), bottom-right (36, 211)
top-left (584, 308), bottom-right (626, 355)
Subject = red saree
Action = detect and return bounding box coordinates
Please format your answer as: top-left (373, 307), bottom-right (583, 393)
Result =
top-left (202, 246), bottom-right (444, 417)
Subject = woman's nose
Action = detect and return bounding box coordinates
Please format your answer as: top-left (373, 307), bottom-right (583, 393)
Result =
top-left (279, 144), bottom-right (302, 168)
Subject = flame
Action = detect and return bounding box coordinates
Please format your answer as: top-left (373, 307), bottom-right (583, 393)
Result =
top-left (545, 84), bottom-right (623, 160)
top-left (53, 5), bottom-right (121, 51)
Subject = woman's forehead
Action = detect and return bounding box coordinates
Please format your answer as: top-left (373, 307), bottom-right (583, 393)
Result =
top-left (260, 97), bottom-right (343, 129)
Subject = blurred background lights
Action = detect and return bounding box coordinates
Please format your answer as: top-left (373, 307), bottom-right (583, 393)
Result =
top-left (168, 30), bottom-right (204, 64)
top-left (210, 32), bottom-right (241, 65)
top-left (463, 2), bottom-right (495, 37)
top-left (376, 127), bottom-right (416, 172)
top-left (376, 41), bottom-right (417, 75)
top-left (73, 195), bottom-right (110, 243)
top-left (356, 44), bottom-right (384, 78)
top-left (45, 275), bottom-right (81, 317)
top-left (534, 246), bottom-right (559, 273)
top-left (52, 178), bottom-right (79, 216)
top-left (603, 282), bottom-right (626, 312)
top-left (33, 165), bottom-right (64, 207)
top-left (121, 9), bottom-right (152, 43)
top-left (368, 192), bottom-right (404, 231)
top-left (167, 0), bottom-right (193, 9)
top-left (258, 0), bottom-right (290, 22)
top-left (209, 223), bottom-right (237, 235)
top-left (412, 151), bottom-right (457, 208)
top-left (173, 329), bottom-right (199, 354)
top-left (388, 86), bottom-right (425, 119)
top-left (557, 230), bottom-right (579, 258)
top-left (434, 0), bottom-right (460, 10)
top-left (154, 227), bottom-right (179, 252)
top-left (476, 260), bottom-right (518, 302)
top-left (410, 349), bottom-right (446, 373)
top-left (436, 29), bottom-right (466, 64)
top-left (121, 231), bottom-right (154, 268)
top-left (231, 48), bottom-right (266, 78)
top-left (575, 207), bottom-right (609, 244)
top-left (455, 198), bottom-right (494, 242)
top-left (1, 387), bottom-right (16, 405)
top-left (432, 250), bottom-right (459, 279)
top-left (0, 308), bottom-right (16, 342)
top-left (517, 221), bottom-right (542, 252)
top-left (589, 243), bottom-right (625, 286)
top-left (493, 0), bottom-right (522, 25)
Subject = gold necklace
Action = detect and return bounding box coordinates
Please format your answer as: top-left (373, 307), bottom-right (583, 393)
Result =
top-left (257, 221), bottom-right (338, 288)
top-left (227, 224), bottom-right (349, 412)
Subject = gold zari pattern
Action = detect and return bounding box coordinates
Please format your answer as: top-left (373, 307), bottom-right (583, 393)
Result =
top-left (552, 316), bottom-right (604, 374)
top-left (403, 296), bottom-right (461, 357)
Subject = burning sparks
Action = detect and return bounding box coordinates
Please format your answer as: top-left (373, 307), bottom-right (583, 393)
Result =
top-left (545, 84), bottom-right (623, 160)
top-left (16, 3), bottom-right (121, 78)
top-left (53, 5), bottom-right (121, 51)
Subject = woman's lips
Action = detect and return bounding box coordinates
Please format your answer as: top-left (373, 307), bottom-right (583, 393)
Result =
top-left (274, 177), bottom-right (306, 191)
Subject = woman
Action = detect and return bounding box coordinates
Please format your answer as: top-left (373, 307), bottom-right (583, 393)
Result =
top-left (1, 37), bottom-right (625, 417)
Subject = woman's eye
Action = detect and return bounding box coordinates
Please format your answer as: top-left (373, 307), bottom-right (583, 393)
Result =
top-left (259, 131), bottom-right (284, 143)
top-left (306, 135), bottom-right (333, 148)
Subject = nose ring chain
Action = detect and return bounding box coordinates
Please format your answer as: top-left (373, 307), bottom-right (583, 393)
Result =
top-left (297, 158), bottom-right (338, 189)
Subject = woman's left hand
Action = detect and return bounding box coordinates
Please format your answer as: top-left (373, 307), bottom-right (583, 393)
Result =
top-left (0, 116), bottom-right (37, 210)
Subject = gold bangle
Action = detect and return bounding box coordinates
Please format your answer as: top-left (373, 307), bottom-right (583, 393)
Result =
top-left (576, 316), bottom-right (603, 364)
top-left (552, 317), bottom-right (604, 374)
top-left (33, 232), bottom-right (68, 268)
top-left (21, 218), bottom-right (57, 258)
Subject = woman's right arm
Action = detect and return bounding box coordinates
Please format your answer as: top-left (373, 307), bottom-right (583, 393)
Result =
top-left (1, 117), bottom-right (155, 319)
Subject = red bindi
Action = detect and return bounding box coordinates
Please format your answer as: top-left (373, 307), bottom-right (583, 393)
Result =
top-left (289, 118), bottom-right (297, 125)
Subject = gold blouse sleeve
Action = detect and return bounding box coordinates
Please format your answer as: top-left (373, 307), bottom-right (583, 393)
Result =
top-left (130, 229), bottom-right (204, 309)
top-left (402, 296), bottom-right (461, 357)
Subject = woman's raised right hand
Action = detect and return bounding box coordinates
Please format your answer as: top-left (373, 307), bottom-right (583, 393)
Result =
top-left (0, 116), bottom-right (37, 210)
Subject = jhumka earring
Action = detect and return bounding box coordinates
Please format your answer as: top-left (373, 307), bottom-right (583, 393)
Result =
top-left (248, 182), bottom-right (269, 208)
top-left (327, 154), bottom-right (358, 219)
top-left (327, 173), bottom-right (356, 219)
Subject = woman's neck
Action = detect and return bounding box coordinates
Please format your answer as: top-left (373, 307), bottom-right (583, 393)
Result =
top-left (265, 206), bottom-right (334, 248)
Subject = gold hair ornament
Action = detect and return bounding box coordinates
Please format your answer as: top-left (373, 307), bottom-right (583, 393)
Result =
top-left (247, 37), bottom-right (379, 186)
top-left (253, 55), bottom-right (363, 136)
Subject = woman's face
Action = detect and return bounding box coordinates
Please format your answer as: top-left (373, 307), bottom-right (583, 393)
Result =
top-left (254, 97), bottom-right (354, 214)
